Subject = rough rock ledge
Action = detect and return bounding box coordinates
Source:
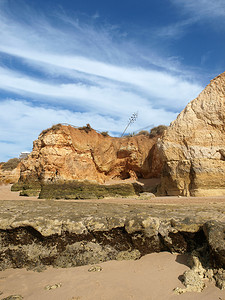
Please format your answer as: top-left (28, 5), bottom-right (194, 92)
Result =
top-left (0, 200), bottom-right (224, 290)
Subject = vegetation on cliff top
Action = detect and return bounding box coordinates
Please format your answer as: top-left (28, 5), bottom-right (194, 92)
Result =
top-left (1, 158), bottom-right (20, 171)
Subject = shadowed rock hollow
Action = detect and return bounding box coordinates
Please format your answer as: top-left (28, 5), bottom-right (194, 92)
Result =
top-left (158, 72), bottom-right (225, 196)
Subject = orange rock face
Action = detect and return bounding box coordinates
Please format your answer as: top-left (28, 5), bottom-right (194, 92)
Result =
top-left (19, 125), bottom-right (162, 184)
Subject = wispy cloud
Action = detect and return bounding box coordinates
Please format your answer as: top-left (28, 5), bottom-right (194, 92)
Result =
top-left (158, 0), bottom-right (225, 40)
top-left (0, 1), bottom-right (204, 161)
top-left (0, 99), bottom-right (178, 161)
top-left (171, 0), bottom-right (225, 20)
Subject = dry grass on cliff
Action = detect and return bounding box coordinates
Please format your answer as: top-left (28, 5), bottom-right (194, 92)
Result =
top-left (1, 158), bottom-right (20, 171)
top-left (125, 125), bottom-right (167, 138)
top-left (78, 123), bottom-right (92, 133)
top-left (40, 124), bottom-right (62, 136)
top-left (149, 125), bottom-right (167, 138)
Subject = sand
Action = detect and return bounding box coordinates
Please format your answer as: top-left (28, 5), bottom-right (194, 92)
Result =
top-left (0, 184), bottom-right (225, 299)
top-left (1, 252), bottom-right (225, 300)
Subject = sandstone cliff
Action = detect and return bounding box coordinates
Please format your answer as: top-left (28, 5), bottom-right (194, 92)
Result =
top-left (158, 72), bottom-right (225, 196)
top-left (19, 124), bottom-right (162, 185)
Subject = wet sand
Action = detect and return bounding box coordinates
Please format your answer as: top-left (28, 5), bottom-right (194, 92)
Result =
top-left (0, 184), bottom-right (224, 299)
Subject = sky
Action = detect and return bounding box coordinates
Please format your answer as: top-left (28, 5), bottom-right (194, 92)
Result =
top-left (0, 0), bottom-right (225, 161)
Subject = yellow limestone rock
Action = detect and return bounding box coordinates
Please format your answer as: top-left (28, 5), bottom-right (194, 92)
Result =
top-left (158, 72), bottom-right (225, 196)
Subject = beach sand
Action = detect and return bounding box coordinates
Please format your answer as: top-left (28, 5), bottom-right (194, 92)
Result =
top-left (1, 252), bottom-right (225, 300)
top-left (0, 184), bottom-right (224, 299)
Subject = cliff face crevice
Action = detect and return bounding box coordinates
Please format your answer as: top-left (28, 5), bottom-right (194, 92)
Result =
top-left (18, 125), bottom-right (163, 185)
top-left (158, 72), bottom-right (225, 196)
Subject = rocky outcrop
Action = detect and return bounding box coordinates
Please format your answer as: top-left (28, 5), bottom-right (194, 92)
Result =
top-left (18, 124), bottom-right (162, 184)
top-left (0, 160), bottom-right (21, 184)
top-left (0, 200), bottom-right (224, 291)
top-left (158, 72), bottom-right (225, 196)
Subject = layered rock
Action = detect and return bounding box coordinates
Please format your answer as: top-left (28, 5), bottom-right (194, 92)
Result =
top-left (0, 159), bottom-right (21, 184)
top-left (0, 200), bottom-right (224, 292)
top-left (19, 124), bottom-right (162, 184)
top-left (158, 72), bottom-right (225, 196)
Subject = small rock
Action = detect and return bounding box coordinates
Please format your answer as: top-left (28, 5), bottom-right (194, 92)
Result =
top-left (44, 283), bottom-right (62, 290)
top-left (2, 296), bottom-right (23, 300)
top-left (88, 265), bottom-right (102, 272)
top-left (174, 270), bottom-right (205, 294)
top-left (214, 269), bottom-right (225, 290)
top-left (138, 192), bottom-right (155, 199)
top-left (116, 250), bottom-right (141, 261)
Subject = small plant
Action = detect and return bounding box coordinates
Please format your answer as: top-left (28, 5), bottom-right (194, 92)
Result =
top-left (135, 130), bottom-right (150, 137)
top-left (78, 123), bottom-right (92, 133)
top-left (149, 125), bottom-right (167, 138)
top-left (1, 158), bottom-right (20, 171)
top-left (40, 124), bottom-right (62, 136)
top-left (101, 131), bottom-right (109, 137)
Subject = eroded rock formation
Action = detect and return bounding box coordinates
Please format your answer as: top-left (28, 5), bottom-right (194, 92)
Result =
top-left (0, 200), bottom-right (224, 291)
top-left (0, 159), bottom-right (21, 184)
top-left (158, 72), bottom-right (225, 196)
top-left (19, 124), bottom-right (162, 184)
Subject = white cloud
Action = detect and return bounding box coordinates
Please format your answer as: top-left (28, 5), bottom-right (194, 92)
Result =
top-left (170, 0), bottom-right (225, 24)
top-left (0, 64), bottom-right (202, 113)
top-left (171, 0), bottom-right (225, 19)
top-left (0, 1), bottom-right (205, 161)
top-left (0, 99), bottom-right (177, 161)
top-left (158, 0), bottom-right (225, 40)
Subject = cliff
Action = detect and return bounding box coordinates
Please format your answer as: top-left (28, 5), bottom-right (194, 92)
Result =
top-left (19, 124), bottom-right (162, 184)
top-left (158, 72), bottom-right (225, 196)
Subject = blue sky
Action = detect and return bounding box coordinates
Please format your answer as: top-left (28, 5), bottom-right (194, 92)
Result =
top-left (0, 0), bottom-right (225, 161)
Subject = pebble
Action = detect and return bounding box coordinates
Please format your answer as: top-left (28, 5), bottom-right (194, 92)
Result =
top-left (2, 296), bottom-right (23, 300)
top-left (88, 265), bottom-right (102, 272)
top-left (44, 283), bottom-right (62, 290)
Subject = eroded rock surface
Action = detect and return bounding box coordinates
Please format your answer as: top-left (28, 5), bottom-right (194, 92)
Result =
top-left (19, 125), bottom-right (162, 185)
top-left (158, 72), bottom-right (225, 196)
top-left (0, 200), bottom-right (224, 282)
top-left (0, 160), bottom-right (20, 184)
